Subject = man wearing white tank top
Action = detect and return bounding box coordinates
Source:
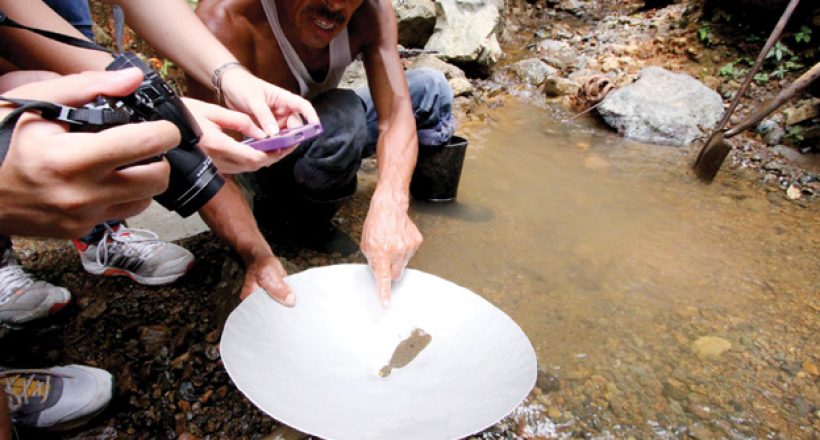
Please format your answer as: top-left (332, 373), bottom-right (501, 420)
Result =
top-left (190, 0), bottom-right (455, 309)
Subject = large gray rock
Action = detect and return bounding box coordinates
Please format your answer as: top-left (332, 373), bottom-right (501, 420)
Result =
top-left (597, 67), bottom-right (724, 146)
top-left (536, 39), bottom-right (578, 71)
top-left (508, 58), bottom-right (558, 86)
top-left (424, 0), bottom-right (504, 73)
top-left (392, 0), bottom-right (437, 48)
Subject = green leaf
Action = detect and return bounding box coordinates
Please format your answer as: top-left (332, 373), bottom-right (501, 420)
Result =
top-left (795, 25), bottom-right (812, 44)
top-left (754, 72), bottom-right (769, 83)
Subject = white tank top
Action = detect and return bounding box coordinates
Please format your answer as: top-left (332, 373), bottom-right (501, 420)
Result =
top-left (260, 0), bottom-right (352, 98)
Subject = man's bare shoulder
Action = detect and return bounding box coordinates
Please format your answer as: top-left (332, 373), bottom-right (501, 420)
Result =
top-left (196, 0), bottom-right (259, 43)
top-left (350, 0), bottom-right (397, 45)
top-left (348, 0), bottom-right (398, 50)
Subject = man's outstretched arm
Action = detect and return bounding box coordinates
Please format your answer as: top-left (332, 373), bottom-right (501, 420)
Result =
top-left (359, 0), bottom-right (423, 307)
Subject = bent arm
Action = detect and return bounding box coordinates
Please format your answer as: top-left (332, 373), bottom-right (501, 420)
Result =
top-left (361, 1), bottom-right (418, 199)
top-left (110, 0), bottom-right (318, 135)
top-left (106, 0), bottom-right (239, 90)
top-left (199, 178), bottom-right (271, 268)
top-left (198, 178), bottom-right (294, 305)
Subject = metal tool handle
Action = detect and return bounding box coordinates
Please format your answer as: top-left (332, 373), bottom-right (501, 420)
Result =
top-left (724, 61), bottom-right (820, 138)
top-left (716, 0), bottom-right (801, 131)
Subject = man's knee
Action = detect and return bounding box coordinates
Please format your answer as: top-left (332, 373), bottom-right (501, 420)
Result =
top-left (307, 88), bottom-right (368, 160)
top-left (312, 89), bottom-right (368, 133)
top-left (406, 67), bottom-right (454, 110)
top-left (406, 68), bottom-right (455, 146)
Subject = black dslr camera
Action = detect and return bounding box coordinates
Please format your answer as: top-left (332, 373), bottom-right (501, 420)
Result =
top-left (92, 53), bottom-right (224, 217)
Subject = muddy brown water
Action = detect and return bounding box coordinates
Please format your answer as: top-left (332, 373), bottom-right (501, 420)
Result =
top-left (409, 99), bottom-right (819, 437)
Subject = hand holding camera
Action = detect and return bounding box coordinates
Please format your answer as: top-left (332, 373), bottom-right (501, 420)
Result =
top-left (0, 69), bottom-right (178, 238)
top-left (96, 53), bottom-right (224, 217)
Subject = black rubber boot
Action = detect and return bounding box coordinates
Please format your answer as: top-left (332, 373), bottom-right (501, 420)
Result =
top-left (254, 181), bottom-right (359, 256)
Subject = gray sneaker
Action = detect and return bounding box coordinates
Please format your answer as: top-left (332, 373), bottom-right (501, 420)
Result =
top-left (1, 365), bottom-right (113, 431)
top-left (74, 225), bottom-right (194, 286)
top-left (0, 253), bottom-right (71, 325)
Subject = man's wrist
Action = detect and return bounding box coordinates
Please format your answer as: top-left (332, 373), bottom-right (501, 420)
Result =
top-left (372, 183), bottom-right (410, 211)
top-left (236, 240), bottom-right (275, 265)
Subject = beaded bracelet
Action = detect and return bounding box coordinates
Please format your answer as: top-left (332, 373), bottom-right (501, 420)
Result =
top-left (211, 61), bottom-right (246, 104)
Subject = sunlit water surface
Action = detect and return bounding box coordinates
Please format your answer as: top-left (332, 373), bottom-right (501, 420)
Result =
top-left (409, 99), bottom-right (819, 438)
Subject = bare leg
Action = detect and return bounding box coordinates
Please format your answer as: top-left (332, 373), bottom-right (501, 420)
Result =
top-left (0, 387), bottom-right (11, 440)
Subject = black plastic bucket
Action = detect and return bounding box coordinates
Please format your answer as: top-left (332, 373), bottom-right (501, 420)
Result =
top-left (410, 135), bottom-right (468, 202)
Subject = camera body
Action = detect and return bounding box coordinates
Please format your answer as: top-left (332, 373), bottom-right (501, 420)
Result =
top-left (95, 52), bottom-right (224, 217)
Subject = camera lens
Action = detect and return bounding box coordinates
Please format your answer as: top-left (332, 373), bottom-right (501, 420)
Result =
top-left (154, 151), bottom-right (224, 218)
top-left (105, 53), bottom-right (224, 217)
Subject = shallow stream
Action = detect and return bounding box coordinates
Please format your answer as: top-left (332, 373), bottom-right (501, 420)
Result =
top-left (410, 99), bottom-right (819, 438)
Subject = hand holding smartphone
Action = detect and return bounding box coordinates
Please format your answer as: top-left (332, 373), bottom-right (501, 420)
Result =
top-left (242, 123), bottom-right (323, 151)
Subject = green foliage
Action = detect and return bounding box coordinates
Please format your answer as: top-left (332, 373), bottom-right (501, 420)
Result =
top-left (794, 26), bottom-right (812, 45)
top-left (718, 62), bottom-right (735, 77)
top-left (718, 61), bottom-right (748, 80)
top-left (158, 59), bottom-right (175, 79)
top-left (785, 126), bottom-right (804, 143)
top-left (766, 41), bottom-right (793, 62)
top-left (745, 41), bottom-right (805, 84)
top-left (698, 25), bottom-right (714, 46)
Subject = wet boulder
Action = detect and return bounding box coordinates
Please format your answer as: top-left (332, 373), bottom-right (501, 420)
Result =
top-left (424, 0), bottom-right (504, 75)
top-left (536, 39), bottom-right (578, 71)
top-left (543, 76), bottom-right (580, 97)
top-left (597, 66), bottom-right (724, 146)
top-left (508, 58), bottom-right (558, 86)
top-left (392, 0), bottom-right (437, 48)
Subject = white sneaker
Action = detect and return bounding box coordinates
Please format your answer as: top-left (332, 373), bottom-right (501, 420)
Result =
top-left (73, 225), bottom-right (194, 286)
top-left (1, 365), bottom-right (113, 431)
top-left (0, 252), bottom-right (71, 325)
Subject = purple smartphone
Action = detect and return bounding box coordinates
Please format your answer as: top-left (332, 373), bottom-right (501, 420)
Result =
top-left (242, 123), bottom-right (323, 151)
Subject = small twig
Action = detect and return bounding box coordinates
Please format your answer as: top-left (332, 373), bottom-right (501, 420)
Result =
top-left (562, 101), bottom-right (603, 123)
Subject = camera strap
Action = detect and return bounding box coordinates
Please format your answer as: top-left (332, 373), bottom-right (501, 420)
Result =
top-left (0, 8), bottom-right (130, 164)
top-left (0, 11), bottom-right (112, 55)
top-left (0, 97), bottom-right (130, 164)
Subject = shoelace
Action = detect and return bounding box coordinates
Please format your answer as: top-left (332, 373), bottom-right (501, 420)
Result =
top-left (0, 262), bottom-right (35, 305)
top-left (0, 369), bottom-right (68, 413)
top-left (94, 224), bottom-right (163, 268)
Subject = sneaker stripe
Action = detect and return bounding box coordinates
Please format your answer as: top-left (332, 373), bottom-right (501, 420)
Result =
top-left (108, 254), bottom-right (145, 273)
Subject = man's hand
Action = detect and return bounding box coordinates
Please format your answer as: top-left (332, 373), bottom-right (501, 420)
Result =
top-left (181, 97), bottom-right (297, 174)
top-left (0, 69), bottom-right (178, 238)
top-left (240, 254), bottom-right (295, 307)
top-left (219, 67), bottom-right (319, 137)
top-left (361, 188), bottom-right (423, 308)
